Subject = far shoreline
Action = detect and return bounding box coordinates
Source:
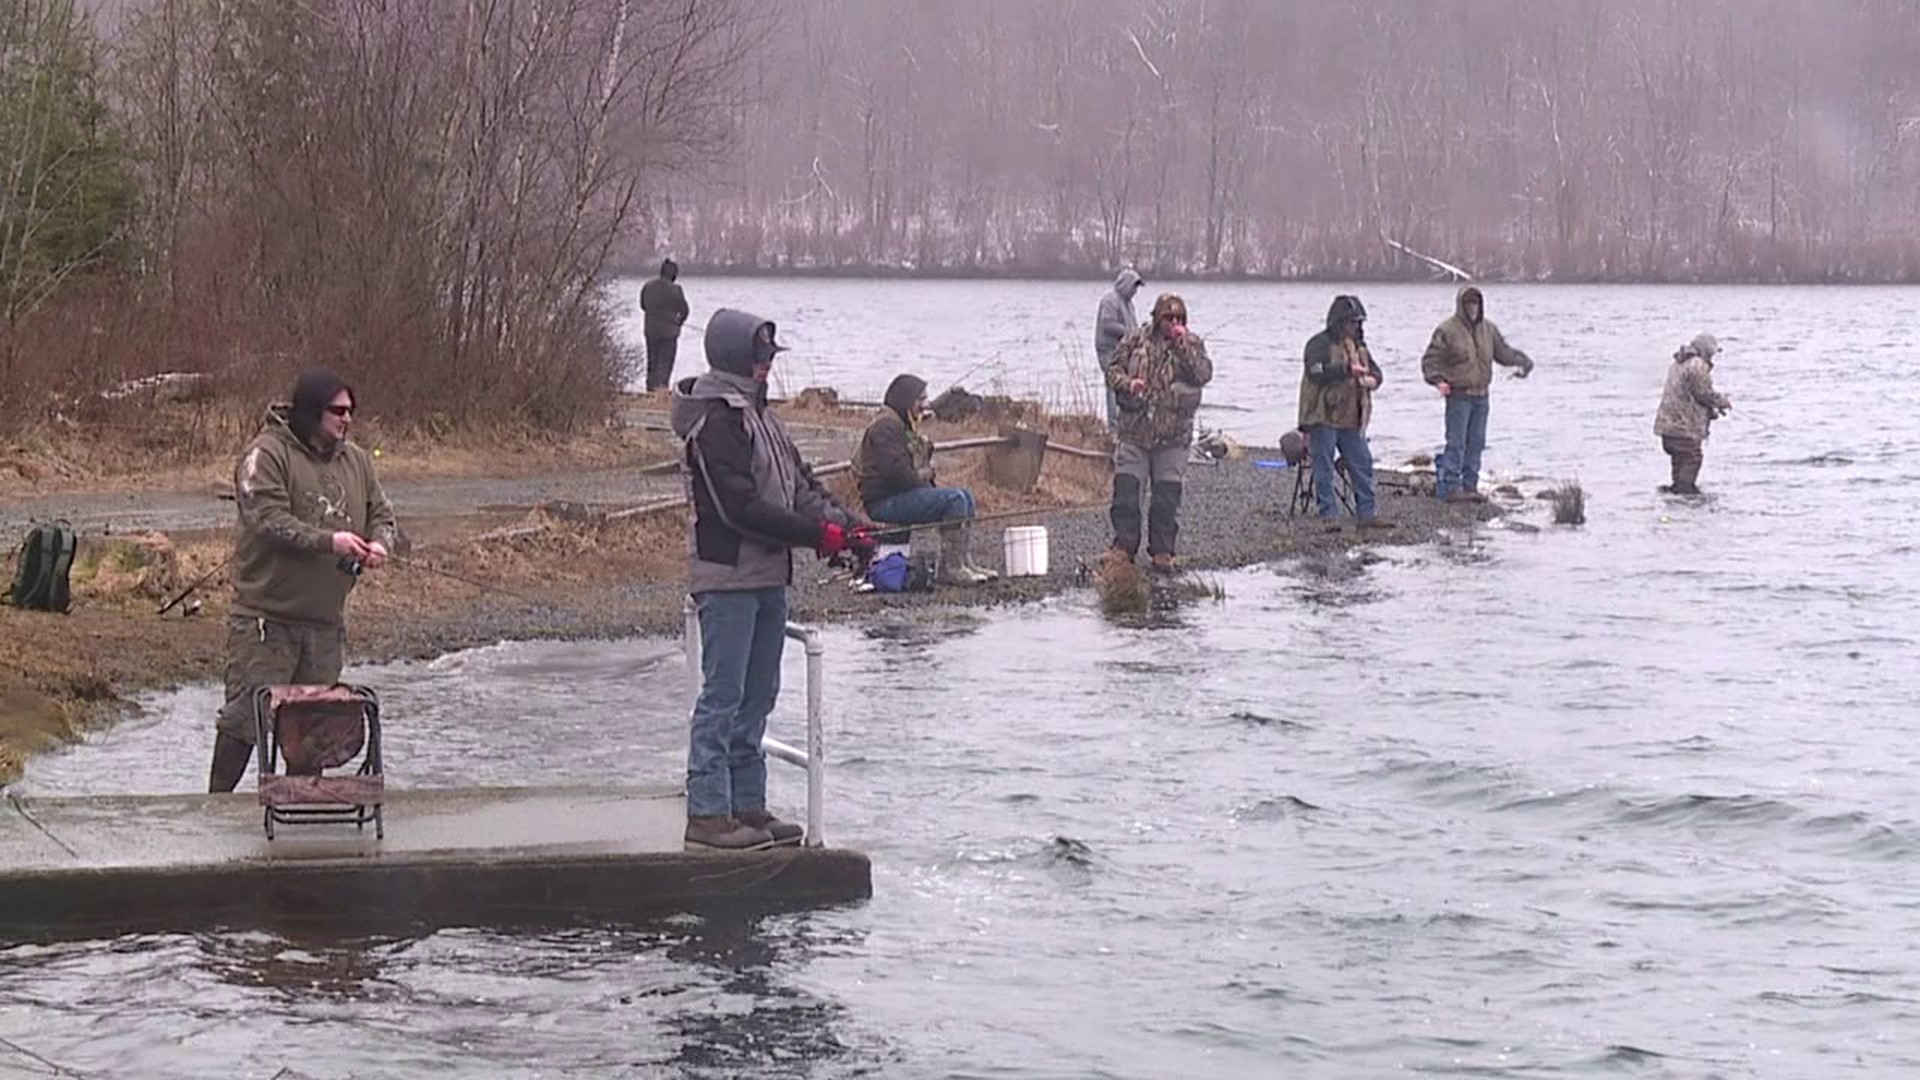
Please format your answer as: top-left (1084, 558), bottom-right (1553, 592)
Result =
top-left (601, 261), bottom-right (1920, 289)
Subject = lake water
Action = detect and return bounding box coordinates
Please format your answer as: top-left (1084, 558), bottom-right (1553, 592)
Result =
top-left (6, 281), bottom-right (1920, 1078)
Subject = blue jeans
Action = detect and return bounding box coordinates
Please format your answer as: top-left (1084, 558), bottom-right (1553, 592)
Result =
top-left (1436, 395), bottom-right (1491, 499)
top-left (688, 587), bottom-right (788, 819)
top-left (1309, 425), bottom-right (1376, 519)
top-left (869, 485), bottom-right (974, 526)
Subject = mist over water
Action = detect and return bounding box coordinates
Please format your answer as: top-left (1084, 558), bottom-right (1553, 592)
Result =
top-left (9, 281), bottom-right (1920, 1078)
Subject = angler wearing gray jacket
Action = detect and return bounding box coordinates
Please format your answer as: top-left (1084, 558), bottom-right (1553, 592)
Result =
top-left (1095, 268), bottom-right (1144, 426)
top-left (669, 309), bottom-right (869, 851)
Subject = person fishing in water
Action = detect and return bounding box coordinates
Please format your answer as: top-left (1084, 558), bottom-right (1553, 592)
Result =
top-left (1654, 333), bottom-right (1732, 495)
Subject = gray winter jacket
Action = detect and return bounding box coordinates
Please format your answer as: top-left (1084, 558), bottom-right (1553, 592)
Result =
top-left (1095, 268), bottom-right (1144, 369)
top-left (670, 314), bottom-right (854, 593)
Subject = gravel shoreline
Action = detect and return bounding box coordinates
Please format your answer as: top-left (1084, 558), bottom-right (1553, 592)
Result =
top-left (349, 451), bottom-right (1504, 660)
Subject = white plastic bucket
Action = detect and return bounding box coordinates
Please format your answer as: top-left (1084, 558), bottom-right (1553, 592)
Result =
top-left (1003, 526), bottom-right (1050, 577)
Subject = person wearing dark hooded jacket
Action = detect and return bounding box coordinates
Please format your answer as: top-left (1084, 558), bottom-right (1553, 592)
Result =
top-left (209, 369), bottom-right (397, 793)
top-left (1298, 295), bottom-right (1388, 526)
top-left (1094, 268), bottom-right (1144, 427)
top-left (670, 309), bottom-right (871, 851)
top-left (851, 373), bottom-right (997, 585)
top-left (640, 259), bottom-right (690, 392)
top-left (1420, 285), bottom-right (1536, 502)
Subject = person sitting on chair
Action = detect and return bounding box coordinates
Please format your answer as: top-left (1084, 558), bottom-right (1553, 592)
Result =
top-left (852, 374), bottom-right (997, 585)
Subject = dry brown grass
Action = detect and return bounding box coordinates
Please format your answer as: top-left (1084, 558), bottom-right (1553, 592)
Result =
top-left (0, 399), bottom-right (676, 498)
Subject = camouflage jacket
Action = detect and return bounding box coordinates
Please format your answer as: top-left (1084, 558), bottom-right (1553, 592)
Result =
top-left (1654, 355), bottom-right (1730, 441)
top-left (1105, 327), bottom-right (1213, 449)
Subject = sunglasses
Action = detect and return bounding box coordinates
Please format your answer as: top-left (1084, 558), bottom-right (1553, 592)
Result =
top-left (325, 404), bottom-right (354, 417)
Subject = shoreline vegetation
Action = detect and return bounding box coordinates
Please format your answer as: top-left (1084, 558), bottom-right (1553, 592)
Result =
top-left (604, 258), bottom-right (1920, 287)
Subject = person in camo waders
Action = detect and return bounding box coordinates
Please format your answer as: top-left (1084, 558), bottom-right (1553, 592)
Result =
top-left (1654, 333), bottom-right (1732, 495)
top-left (670, 309), bottom-right (875, 851)
top-left (1104, 292), bottom-right (1212, 574)
top-left (209, 370), bottom-right (397, 793)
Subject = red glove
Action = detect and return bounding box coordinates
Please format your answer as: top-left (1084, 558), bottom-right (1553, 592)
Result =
top-left (817, 522), bottom-right (848, 557)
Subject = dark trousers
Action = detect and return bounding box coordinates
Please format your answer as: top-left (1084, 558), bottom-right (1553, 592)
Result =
top-left (1662, 435), bottom-right (1704, 493)
top-left (645, 336), bottom-right (679, 392)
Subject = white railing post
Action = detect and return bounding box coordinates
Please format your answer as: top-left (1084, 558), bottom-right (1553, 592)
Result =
top-left (682, 595), bottom-right (702, 709)
top-left (802, 626), bottom-right (825, 848)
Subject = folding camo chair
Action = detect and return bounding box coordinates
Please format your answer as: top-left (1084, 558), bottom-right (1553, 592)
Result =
top-left (1282, 429), bottom-right (1354, 517)
top-left (254, 684), bottom-right (385, 840)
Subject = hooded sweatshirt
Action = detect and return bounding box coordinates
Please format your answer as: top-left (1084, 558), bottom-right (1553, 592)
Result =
top-left (1420, 286), bottom-right (1533, 396)
top-left (669, 308), bottom-right (854, 592)
top-left (1094, 268), bottom-right (1144, 368)
top-left (852, 373), bottom-right (934, 510)
top-left (230, 405), bottom-right (397, 626)
top-left (1654, 340), bottom-right (1730, 442)
top-left (1298, 295), bottom-right (1383, 431)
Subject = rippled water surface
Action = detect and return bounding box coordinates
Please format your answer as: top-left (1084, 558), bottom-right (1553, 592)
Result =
top-left (7, 281), bottom-right (1920, 1078)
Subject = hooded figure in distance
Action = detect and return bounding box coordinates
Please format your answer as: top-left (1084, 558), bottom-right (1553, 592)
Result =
top-left (851, 372), bottom-right (997, 585)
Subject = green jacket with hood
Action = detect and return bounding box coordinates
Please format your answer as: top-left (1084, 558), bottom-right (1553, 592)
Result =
top-left (231, 406), bottom-right (397, 626)
top-left (1298, 294), bottom-right (1383, 431)
top-left (853, 374), bottom-right (935, 511)
top-left (1420, 286), bottom-right (1533, 397)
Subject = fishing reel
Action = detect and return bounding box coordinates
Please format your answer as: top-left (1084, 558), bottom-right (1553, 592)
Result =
top-left (824, 526), bottom-right (881, 579)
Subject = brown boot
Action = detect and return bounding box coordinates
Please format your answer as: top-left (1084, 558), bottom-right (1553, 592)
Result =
top-left (737, 809), bottom-right (804, 847)
top-left (1443, 490), bottom-right (1478, 505)
top-left (1149, 553), bottom-right (1176, 575)
top-left (684, 815), bottom-right (775, 852)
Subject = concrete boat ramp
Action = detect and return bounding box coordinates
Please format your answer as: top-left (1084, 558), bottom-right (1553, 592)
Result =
top-left (0, 784), bottom-right (871, 938)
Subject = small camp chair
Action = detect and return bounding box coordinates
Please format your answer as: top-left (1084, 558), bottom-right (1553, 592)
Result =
top-left (253, 684), bottom-right (384, 840)
top-left (1288, 455), bottom-right (1355, 517)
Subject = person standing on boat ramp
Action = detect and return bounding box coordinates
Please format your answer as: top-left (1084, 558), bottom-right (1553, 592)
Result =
top-left (209, 370), bottom-right (396, 793)
top-left (670, 309), bottom-right (874, 851)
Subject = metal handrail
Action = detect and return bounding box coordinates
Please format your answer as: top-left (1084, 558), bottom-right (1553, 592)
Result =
top-left (682, 598), bottom-right (827, 847)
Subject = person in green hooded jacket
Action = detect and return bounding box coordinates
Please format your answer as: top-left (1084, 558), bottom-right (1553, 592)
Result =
top-left (209, 370), bottom-right (397, 793)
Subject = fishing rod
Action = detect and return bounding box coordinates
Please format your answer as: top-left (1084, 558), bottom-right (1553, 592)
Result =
top-left (156, 554), bottom-right (232, 616)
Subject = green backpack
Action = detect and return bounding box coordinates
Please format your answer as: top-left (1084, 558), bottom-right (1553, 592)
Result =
top-left (7, 521), bottom-right (77, 613)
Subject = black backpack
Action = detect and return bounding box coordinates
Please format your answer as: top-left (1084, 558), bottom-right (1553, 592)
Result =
top-left (7, 521), bottom-right (77, 613)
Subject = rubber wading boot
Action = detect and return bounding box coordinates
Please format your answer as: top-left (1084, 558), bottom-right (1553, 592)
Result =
top-left (685, 815), bottom-right (775, 852)
top-left (209, 732), bottom-right (254, 794)
top-left (956, 523), bottom-right (999, 581)
top-left (938, 526), bottom-right (991, 585)
top-left (737, 809), bottom-right (804, 847)
top-left (1109, 474), bottom-right (1143, 557)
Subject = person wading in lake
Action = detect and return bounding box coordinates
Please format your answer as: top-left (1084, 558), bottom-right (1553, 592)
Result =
top-left (671, 309), bottom-right (874, 851)
top-left (1105, 292), bottom-right (1212, 574)
top-left (852, 373), bottom-right (997, 585)
top-left (640, 258), bottom-right (691, 392)
top-left (209, 370), bottom-right (397, 793)
top-left (1654, 333), bottom-right (1732, 495)
top-left (1420, 286), bottom-right (1536, 503)
top-left (1298, 295), bottom-right (1390, 529)
top-left (1094, 267), bottom-right (1145, 428)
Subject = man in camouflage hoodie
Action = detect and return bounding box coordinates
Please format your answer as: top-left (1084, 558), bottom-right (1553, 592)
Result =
top-left (1104, 292), bottom-right (1213, 573)
top-left (210, 370), bottom-right (397, 793)
top-left (1654, 333), bottom-right (1732, 495)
